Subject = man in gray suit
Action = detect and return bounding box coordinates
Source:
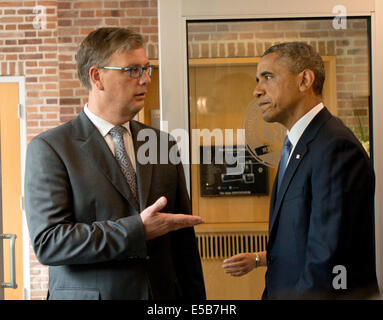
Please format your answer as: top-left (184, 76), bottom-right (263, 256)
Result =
top-left (25, 27), bottom-right (206, 300)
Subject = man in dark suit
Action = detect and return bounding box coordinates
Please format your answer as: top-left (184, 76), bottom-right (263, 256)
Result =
top-left (25, 27), bottom-right (206, 300)
top-left (223, 42), bottom-right (379, 299)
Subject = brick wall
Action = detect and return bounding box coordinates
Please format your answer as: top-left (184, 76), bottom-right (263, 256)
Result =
top-left (1, 3), bottom-right (371, 300)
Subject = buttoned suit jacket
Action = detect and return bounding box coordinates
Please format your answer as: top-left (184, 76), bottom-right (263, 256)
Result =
top-left (263, 107), bottom-right (379, 299)
top-left (25, 109), bottom-right (206, 300)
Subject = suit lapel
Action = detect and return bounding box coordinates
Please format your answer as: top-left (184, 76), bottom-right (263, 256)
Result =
top-left (73, 110), bottom-right (140, 212)
top-left (268, 143), bottom-right (308, 234)
top-left (268, 107), bottom-right (333, 238)
top-left (130, 120), bottom-right (153, 211)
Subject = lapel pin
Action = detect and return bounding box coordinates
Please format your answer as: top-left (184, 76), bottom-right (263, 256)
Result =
top-left (296, 154), bottom-right (301, 159)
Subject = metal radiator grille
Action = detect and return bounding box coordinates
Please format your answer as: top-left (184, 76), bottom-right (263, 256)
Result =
top-left (196, 232), bottom-right (268, 259)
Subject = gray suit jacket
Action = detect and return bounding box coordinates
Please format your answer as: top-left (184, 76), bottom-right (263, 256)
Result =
top-left (25, 110), bottom-right (206, 300)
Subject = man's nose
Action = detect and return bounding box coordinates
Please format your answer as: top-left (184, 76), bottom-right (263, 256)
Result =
top-left (139, 70), bottom-right (151, 85)
top-left (253, 84), bottom-right (264, 98)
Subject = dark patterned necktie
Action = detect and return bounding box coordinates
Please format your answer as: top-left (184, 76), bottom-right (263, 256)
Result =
top-left (277, 135), bottom-right (292, 192)
top-left (109, 126), bottom-right (139, 208)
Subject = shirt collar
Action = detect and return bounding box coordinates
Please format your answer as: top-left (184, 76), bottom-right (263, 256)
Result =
top-left (83, 104), bottom-right (132, 137)
top-left (287, 102), bottom-right (324, 147)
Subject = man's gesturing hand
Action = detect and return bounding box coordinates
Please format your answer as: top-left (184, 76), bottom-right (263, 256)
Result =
top-left (140, 196), bottom-right (203, 240)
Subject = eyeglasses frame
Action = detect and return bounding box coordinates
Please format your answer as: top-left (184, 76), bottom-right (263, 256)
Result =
top-left (99, 65), bottom-right (154, 79)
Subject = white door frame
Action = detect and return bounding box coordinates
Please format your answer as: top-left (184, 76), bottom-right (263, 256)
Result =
top-left (0, 76), bottom-right (30, 300)
top-left (158, 0), bottom-right (383, 292)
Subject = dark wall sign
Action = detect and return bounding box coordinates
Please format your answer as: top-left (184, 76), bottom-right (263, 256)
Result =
top-left (199, 145), bottom-right (268, 197)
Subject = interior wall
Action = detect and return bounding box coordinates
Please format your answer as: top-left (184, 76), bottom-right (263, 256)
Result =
top-left (187, 18), bottom-right (371, 141)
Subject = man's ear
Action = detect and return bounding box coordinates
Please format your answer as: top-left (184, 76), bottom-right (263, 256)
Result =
top-left (89, 66), bottom-right (104, 91)
top-left (298, 69), bottom-right (315, 93)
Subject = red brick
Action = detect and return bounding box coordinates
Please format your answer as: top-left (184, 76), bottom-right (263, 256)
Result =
top-left (80, 10), bottom-right (95, 18)
top-left (300, 31), bottom-right (329, 38)
top-left (60, 98), bottom-right (80, 105)
top-left (40, 106), bottom-right (60, 113)
top-left (0, 2), bottom-right (22, 7)
top-left (58, 19), bottom-right (72, 26)
top-left (73, 19), bottom-right (103, 26)
top-left (73, 1), bottom-right (102, 9)
top-left (40, 120), bottom-right (61, 127)
top-left (60, 80), bottom-right (81, 88)
top-left (58, 2), bottom-right (71, 9)
top-left (121, 1), bottom-right (149, 8)
top-left (104, 1), bottom-right (119, 8)
top-left (5, 25), bottom-right (16, 30)
top-left (59, 106), bottom-right (75, 113)
top-left (46, 99), bottom-right (58, 104)
top-left (141, 8), bottom-right (157, 16)
top-left (0, 46), bottom-right (24, 52)
top-left (18, 23), bottom-right (35, 30)
top-left (18, 38), bottom-right (43, 45)
top-left (4, 9), bottom-right (16, 14)
top-left (255, 32), bottom-right (285, 39)
top-left (19, 53), bottom-right (43, 60)
top-left (59, 115), bottom-right (76, 122)
top-left (0, 17), bottom-right (23, 23)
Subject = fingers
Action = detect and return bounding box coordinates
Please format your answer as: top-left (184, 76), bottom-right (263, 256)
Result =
top-left (222, 255), bottom-right (242, 264)
top-left (222, 260), bottom-right (249, 274)
top-left (222, 253), bottom-right (255, 277)
top-left (223, 264), bottom-right (251, 277)
top-left (170, 214), bottom-right (203, 229)
top-left (225, 270), bottom-right (248, 277)
top-left (145, 196), bottom-right (167, 215)
top-left (140, 197), bottom-right (203, 240)
top-left (222, 253), bottom-right (247, 265)
top-left (223, 264), bottom-right (252, 277)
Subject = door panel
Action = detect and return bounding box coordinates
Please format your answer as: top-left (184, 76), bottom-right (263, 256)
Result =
top-left (0, 82), bottom-right (23, 300)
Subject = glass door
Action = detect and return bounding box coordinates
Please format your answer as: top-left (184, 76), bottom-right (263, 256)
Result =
top-left (186, 17), bottom-right (372, 299)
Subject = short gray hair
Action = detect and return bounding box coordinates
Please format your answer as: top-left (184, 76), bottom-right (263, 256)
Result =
top-left (75, 27), bottom-right (145, 90)
top-left (262, 42), bottom-right (325, 96)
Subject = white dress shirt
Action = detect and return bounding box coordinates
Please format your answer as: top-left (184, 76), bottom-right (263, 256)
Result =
top-left (83, 104), bottom-right (136, 171)
top-left (286, 102), bottom-right (324, 166)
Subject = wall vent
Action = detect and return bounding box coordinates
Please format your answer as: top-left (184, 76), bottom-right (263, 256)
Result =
top-left (196, 232), bottom-right (268, 259)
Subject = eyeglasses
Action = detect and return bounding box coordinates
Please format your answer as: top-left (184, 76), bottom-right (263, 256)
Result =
top-left (99, 65), bottom-right (154, 79)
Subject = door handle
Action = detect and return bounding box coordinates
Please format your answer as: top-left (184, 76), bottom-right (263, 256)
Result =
top-left (0, 234), bottom-right (18, 289)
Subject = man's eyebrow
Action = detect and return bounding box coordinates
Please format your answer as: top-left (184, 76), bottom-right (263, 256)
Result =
top-left (260, 71), bottom-right (274, 77)
top-left (122, 62), bottom-right (151, 68)
top-left (256, 71), bottom-right (274, 82)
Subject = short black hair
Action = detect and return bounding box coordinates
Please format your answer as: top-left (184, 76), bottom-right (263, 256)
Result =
top-left (262, 42), bottom-right (325, 96)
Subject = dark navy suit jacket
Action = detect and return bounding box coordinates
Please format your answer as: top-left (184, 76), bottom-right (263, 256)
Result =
top-left (263, 107), bottom-right (379, 299)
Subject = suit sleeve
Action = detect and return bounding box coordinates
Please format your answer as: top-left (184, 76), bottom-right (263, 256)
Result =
top-left (25, 136), bottom-right (147, 266)
top-left (294, 136), bottom-right (375, 297)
